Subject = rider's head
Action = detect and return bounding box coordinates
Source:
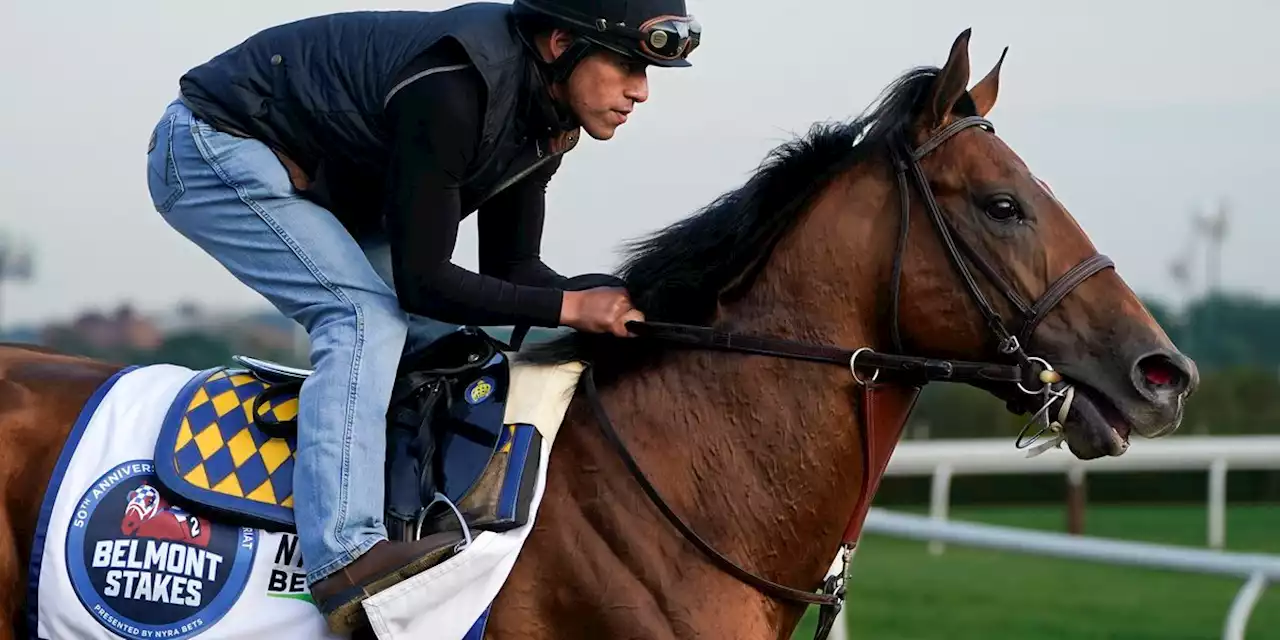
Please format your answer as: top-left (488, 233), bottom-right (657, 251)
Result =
top-left (512, 0), bottom-right (700, 140)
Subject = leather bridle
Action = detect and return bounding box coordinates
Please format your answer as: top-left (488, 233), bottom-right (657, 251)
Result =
top-left (885, 116), bottom-right (1115, 376)
top-left (563, 115), bottom-right (1115, 639)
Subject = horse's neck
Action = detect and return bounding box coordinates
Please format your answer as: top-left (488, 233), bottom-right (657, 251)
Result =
top-left (586, 170), bottom-right (910, 627)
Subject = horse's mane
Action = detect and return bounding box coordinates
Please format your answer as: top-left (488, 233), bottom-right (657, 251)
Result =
top-left (520, 65), bottom-right (951, 373)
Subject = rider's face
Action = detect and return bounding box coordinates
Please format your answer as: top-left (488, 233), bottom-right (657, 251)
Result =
top-left (564, 48), bottom-right (649, 140)
top-left (542, 29), bottom-right (650, 141)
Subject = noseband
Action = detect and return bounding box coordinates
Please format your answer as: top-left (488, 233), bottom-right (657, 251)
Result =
top-left (566, 115), bottom-right (1115, 639)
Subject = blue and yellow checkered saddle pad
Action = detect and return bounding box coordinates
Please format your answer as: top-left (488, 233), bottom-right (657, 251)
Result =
top-left (153, 352), bottom-right (517, 533)
top-left (154, 368), bottom-right (302, 531)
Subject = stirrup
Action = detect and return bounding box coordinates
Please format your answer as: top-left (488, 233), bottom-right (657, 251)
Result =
top-left (409, 493), bottom-right (474, 550)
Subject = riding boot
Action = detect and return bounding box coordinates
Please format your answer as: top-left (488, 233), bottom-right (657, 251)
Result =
top-left (310, 530), bottom-right (468, 634)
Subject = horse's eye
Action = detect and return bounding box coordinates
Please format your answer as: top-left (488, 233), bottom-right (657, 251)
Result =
top-left (985, 196), bottom-right (1022, 222)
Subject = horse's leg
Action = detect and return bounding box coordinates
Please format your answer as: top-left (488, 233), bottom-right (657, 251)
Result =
top-left (0, 348), bottom-right (118, 637)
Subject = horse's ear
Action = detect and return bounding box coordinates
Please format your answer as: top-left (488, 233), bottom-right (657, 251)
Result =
top-left (969, 46), bottom-right (1008, 117)
top-left (924, 28), bottom-right (973, 131)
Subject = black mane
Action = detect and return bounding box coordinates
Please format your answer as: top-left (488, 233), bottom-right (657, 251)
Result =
top-left (519, 65), bottom-right (945, 371)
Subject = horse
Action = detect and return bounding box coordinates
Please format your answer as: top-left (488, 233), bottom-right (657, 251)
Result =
top-left (1, 29), bottom-right (1196, 640)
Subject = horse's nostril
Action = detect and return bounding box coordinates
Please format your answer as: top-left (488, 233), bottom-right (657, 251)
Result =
top-left (1144, 362), bottom-right (1175, 386)
top-left (1135, 352), bottom-right (1192, 395)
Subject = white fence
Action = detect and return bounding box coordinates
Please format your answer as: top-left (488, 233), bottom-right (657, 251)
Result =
top-left (828, 508), bottom-right (1280, 640)
top-left (882, 434), bottom-right (1280, 550)
top-left (823, 435), bottom-right (1280, 640)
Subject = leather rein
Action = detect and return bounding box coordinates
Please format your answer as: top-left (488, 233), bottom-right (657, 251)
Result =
top-left (558, 116), bottom-right (1115, 638)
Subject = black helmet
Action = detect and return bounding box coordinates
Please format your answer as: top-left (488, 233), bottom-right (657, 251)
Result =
top-left (512, 0), bottom-right (701, 71)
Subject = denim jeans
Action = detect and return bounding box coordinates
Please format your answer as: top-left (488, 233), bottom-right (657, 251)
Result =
top-left (145, 98), bottom-right (458, 584)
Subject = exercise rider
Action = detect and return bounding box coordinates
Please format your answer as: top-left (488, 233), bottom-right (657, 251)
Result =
top-left (144, 0), bottom-right (701, 632)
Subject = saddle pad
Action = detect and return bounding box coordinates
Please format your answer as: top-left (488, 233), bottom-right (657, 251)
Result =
top-left (154, 369), bottom-right (300, 531)
top-left (155, 349), bottom-right (514, 533)
top-left (363, 357), bottom-right (585, 640)
top-left (28, 364), bottom-right (343, 640)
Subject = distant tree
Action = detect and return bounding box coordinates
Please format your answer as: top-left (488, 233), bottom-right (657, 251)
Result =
top-left (141, 331), bottom-right (235, 369)
top-left (1179, 293), bottom-right (1280, 371)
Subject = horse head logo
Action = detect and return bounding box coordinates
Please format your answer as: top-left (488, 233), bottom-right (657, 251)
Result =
top-left (119, 482), bottom-right (211, 547)
top-left (122, 483), bottom-right (164, 536)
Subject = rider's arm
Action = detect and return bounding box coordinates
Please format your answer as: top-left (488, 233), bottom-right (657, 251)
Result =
top-left (477, 156), bottom-right (569, 289)
top-left (382, 47), bottom-right (564, 328)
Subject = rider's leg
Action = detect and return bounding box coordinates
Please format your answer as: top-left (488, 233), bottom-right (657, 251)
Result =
top-left (356, 236), bottom-right (460, 358)
top-left (145, 98), bottom-right (408, 587)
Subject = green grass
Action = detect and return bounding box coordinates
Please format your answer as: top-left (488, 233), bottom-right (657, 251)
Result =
top-left (792, 503), bottom-right (1280, 639)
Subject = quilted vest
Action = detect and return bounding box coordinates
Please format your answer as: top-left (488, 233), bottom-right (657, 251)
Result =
top-left (178, 2), bottom-right (558, 228)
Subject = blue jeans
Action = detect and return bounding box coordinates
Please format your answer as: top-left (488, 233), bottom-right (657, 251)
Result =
top-left (145, 99), bottom-right (458, 584)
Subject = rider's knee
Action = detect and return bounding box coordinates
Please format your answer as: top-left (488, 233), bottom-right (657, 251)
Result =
top-left (307, 292), bottom-right (410, 355)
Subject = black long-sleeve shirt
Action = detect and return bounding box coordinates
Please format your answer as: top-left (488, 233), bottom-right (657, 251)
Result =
top-left (381, 45), bottom-right (568, 328)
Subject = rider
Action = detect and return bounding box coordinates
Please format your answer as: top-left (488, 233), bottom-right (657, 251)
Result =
top-left (144, 0), bottom-right (701, 631)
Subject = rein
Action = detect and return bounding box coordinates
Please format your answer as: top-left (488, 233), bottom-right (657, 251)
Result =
top-left (624, 320), bottom-right (1027, 386)
top-left (555, 115), bottom-right (1115, 640)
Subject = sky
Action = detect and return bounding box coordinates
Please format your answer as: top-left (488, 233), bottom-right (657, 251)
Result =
top-left (2, 0), bottom-right (1278, 328)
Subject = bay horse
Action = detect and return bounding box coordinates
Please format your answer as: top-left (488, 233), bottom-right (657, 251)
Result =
top-left (1, 29), bottom-right (1195, 639)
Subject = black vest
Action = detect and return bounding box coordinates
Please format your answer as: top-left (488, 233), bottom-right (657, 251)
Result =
top-left (178, 3), bottom-right (559, 231)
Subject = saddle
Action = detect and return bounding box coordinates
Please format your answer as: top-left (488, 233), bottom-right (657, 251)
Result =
top-left (152, 325), bottom-right (543, 543)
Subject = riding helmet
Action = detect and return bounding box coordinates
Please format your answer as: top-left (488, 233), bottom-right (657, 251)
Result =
top-left (511, 0), bottom-right (702, 72)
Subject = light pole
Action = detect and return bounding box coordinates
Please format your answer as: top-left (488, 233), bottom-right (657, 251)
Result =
top-left (1194, 200), bottom-right (1229, 347)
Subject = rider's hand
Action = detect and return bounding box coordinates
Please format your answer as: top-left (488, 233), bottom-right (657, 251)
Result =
top-left (561, 287), bottom-right (644, 338)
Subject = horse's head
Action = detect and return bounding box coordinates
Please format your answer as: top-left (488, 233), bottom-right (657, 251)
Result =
top-left (885, 30), bottom-right (1197, 458)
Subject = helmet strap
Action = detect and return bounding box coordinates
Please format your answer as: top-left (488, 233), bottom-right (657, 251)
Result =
top-left (539, 78), bottom-right (581, 132)
top-left (536, 37), bottom-right (598, 131)
top-left (513, 18), bottom-right (601, 131)
top-left (519, 49), bottom-right (584, 132)
top-left (548, 37), bottom-right (595, 84)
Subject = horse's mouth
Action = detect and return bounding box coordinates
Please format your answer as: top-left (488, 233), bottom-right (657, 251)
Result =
top-left (1002, 376), bottom-right (1133, 460)
top-left (1058, 376), bottom-right (1132, 460)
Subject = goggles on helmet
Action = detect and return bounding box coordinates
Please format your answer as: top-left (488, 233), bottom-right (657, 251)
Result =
top-left (613, 15), bottom-right (701, 62)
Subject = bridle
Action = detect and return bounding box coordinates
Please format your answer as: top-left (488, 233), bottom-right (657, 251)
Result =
top-left (885, 116), bottom-right (1114, 388)
top-left (549, 115), bottom-right (1114, 639)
